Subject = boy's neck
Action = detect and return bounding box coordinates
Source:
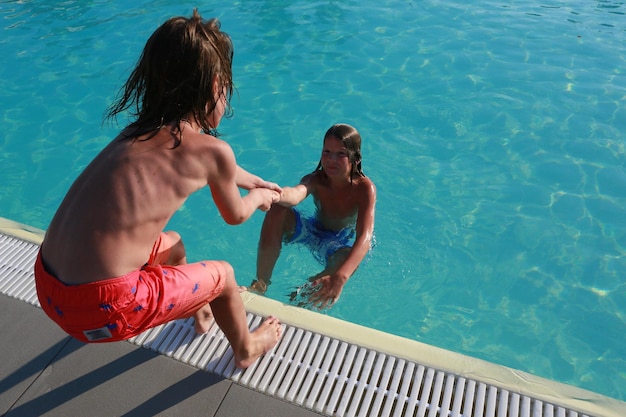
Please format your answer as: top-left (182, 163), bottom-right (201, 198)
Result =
top-left (327, 174), bottom-right (353, 189)
top-left (181, 118), bottom-right (202, 133)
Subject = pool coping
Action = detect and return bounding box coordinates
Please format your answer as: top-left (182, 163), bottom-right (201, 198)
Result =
top-left (1, 216), bottom-right (624, 417)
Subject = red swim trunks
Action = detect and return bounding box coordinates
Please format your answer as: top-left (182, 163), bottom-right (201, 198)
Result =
top-left (34, 233), bottom-right (226, 343)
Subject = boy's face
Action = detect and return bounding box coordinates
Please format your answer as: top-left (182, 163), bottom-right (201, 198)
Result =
top-left (320, 136), bottom-right (351, 180)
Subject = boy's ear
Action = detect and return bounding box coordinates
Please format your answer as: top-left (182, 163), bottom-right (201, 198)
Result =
top-left (212, 75), bottom-right (220, 97)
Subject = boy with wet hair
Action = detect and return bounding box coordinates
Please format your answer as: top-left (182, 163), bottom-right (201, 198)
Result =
top-left (250, 123), bottom-right (376, 310)
top-left (34, 9), bottom-right (282, 369)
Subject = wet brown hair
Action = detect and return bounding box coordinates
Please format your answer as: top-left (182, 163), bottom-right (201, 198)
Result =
top-left (315, 123), bottom-right (364, 182)
top-left (105, 9), bottom-right (234, 146)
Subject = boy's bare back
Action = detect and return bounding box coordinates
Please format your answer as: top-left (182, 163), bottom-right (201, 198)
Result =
top-left (42, 124), bottom-right (277, 285)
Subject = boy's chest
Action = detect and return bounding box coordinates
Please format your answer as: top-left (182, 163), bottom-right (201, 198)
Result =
top-left (313, 189), bottom-right (359, 219)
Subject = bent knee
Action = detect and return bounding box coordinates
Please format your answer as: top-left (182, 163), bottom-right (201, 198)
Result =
top-left (164, 231), bottom-right (186, 264)
top-left (219, 260), bottom-right (235, 277)
top-left (214, 261), bottom-right (237, 290)
top-left (264, 204), bottom-right (290, 224)
top-left (262, 206), bottom-right (296, 238)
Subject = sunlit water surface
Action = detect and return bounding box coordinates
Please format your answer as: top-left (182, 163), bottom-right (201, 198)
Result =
top-left (1, 0), bottom-right (625, 400)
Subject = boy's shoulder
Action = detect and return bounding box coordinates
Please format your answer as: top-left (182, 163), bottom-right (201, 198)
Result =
top-left (300, 170), bottom-right (322, 184)
top-left (180, 130), bottom-right (234, 157)
top-left (354, 175), bottom-right (376, 198)
top-left (353, 173), bottom-right (375, 187)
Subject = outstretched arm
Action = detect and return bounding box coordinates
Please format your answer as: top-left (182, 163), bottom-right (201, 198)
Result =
top-left (307, 180), bottom-right (377, 310)
top-left (276, 174), bottom-right (314, 207)
top-left (235, 165), bottom-right (282, 193)
top-left (210, 143), bottom-right (280, 225)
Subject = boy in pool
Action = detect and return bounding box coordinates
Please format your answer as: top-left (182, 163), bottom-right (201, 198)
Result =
top-left (33, 10), bottom-right (283, 369)
top-left (248, 124), bottom-right (376, 310)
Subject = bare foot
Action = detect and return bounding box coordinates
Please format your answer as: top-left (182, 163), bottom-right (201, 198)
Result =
top-left (193, 304), bottom-right (214, 334)
top-left (245, 279), bottom-right (269, 295)
top-left (234, 316), bottom-right (283, 369)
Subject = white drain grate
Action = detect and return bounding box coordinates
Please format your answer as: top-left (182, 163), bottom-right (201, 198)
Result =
top-left (126, 317), bottom-right (594, 417)
top-left (0, 233), bottom-right (40, 306)
top-left (0, 231), bottom-right (601, 417)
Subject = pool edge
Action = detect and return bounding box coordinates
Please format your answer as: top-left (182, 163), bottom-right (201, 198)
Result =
top-left (2, 216), bottom-right (624, 417)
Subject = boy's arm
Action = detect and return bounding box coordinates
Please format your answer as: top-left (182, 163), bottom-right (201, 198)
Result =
top-left (307, 179), bottom-right (376, 309)
top-left (276, 174), bottom-right (314, 207)
top-left (334, 180), bottom-right (377, 280)
top-left (209, 142), bottom-right (279, 225)
top-left (235, 165), bottom-right (282, 193)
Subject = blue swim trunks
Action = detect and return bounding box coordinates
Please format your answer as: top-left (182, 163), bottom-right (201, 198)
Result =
top-left (287, 209), bottom-right (356, 265)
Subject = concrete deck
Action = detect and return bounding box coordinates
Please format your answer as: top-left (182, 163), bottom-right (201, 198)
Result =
top-left (0, 293), bottom-right (324, 417)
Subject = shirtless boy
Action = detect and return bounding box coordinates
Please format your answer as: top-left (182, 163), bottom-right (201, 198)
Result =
top-left (34, 10), bottom-right (282, 369)
top-left (249, 124), bottom-right (376, 310)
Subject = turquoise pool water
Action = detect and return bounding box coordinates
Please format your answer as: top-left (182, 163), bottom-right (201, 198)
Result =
top-left (1, 0), bottom-right (625, 401)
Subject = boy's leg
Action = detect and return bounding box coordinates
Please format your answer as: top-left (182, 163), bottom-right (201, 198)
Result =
top-left (163, 231), bottom-right (186, 265)
top-left (204, 261), bottom-right (282, 368)
top-left (253, 205), bottom-right (296, 293)
top-left (158, 231), bottom-right (214, 319)
top-left (149, 235), bottom-right (281, 368)
top-left (149, 230), bottom-right (187, 266)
